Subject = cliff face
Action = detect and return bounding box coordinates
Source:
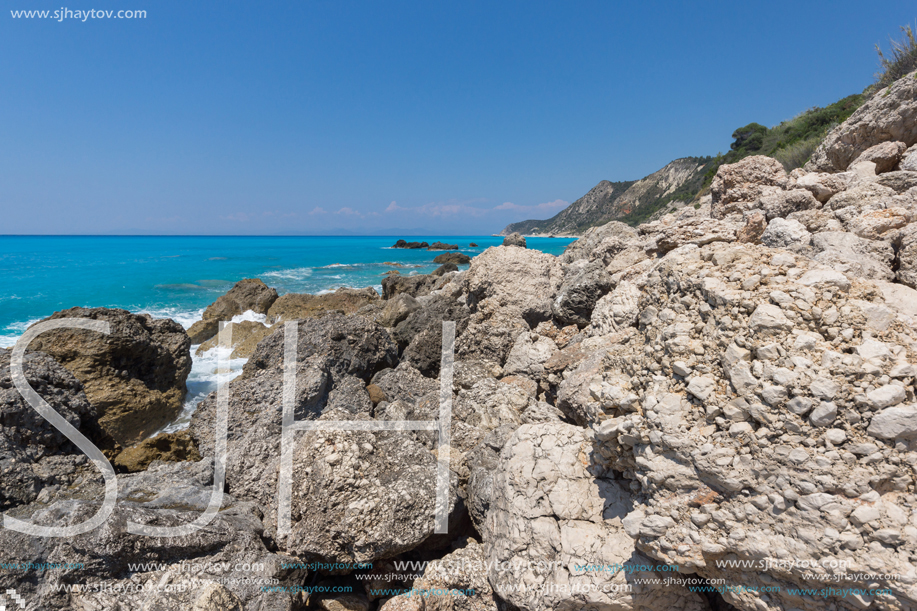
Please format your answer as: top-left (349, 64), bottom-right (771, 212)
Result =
top-left (501, 157), bottom-right (712, 236)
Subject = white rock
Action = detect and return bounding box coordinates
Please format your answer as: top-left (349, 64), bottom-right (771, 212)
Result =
top-left (687, 376), bottom-right (716, 401)
top-left (825, 428), bottom-right (847, 444)
top-left (856, 338), bottom-right (892, 361)
top-left (809, 401), bottom-right (837, 427)
top-left (798, 269), bottom-right (851, 291)
top-left (810, 377), bottom-right (839, 400)
top-left (748, 304), bottom-right (793, 334)
top-left (760, 218), bottom-right (811, 248)
top-left (850, 505), bottom-right (881, 525)
top-left (867, 404), bottom-right (917, 439)
top-left (672, 361), bottom-right (692, 377)
top-left (867, 384), bottom-right (907, 409)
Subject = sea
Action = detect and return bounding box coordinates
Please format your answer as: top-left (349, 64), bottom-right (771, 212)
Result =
top-left (0, 235), bottom-right (576, 431)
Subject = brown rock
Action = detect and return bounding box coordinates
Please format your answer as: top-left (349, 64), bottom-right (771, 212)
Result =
top-left (736, 212), bottom-right (767, 243)
top-left (366, 384), bottom-right (386, 405)
top-left (432, 252), bottom-right (471, 264)
top-left (33, 307), bottom-right (192, 449)
top-left (267, 287), bottom-right (380, 323)
top-left (187, 278), bottom-right (278, 344)
top-left (114, 430), bottom-right (201, 472)
top-left (848, 140), bottom-right (907, 174)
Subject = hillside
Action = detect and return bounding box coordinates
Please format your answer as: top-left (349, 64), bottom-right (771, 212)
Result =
top-left (502, 93), bottom-right (866, 236)
top-left (501, 157), bottom-right (713, 236)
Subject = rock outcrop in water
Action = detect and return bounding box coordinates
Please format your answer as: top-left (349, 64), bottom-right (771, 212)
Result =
top-left (187, 278), bottom-right (278, 344)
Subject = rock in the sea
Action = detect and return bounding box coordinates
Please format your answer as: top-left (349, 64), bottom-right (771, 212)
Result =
top-left (32, 307), bottom-right (192, 449)
top-left (502, 232), bottom-right (527, 248)
top-left (186, 278), bottom-right (278, 344)
top-left (432, 251), bottom-right (471, 264)
top-left (806, 69), bottom-right (917, 172)
top-left (432, 262), bottom-right (458, 276)
top-left (469, 242), bottom-right (478, 247)
top-left (426, 241), bottom-right (459, 250)
top-left (392, 239), bottom-right (430, 249)
top-left (268, 286), bottom-right (380, 323)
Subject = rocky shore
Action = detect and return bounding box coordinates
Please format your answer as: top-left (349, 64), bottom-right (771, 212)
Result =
top-left (2, 70), bottom-right (917, 611)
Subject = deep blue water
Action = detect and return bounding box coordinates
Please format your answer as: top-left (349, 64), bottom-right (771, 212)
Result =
top-left (0, 235), bottom-right (575, 347)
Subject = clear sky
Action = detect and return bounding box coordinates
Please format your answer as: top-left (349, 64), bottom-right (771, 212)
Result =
top-left (2, 1), bottom-right (914, 235)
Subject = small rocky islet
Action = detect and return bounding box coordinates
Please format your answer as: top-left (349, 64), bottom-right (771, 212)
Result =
top-left (3, 71), bottom-right (917, 611)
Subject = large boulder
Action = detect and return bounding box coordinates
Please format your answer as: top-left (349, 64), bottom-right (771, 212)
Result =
top-left (463, 246), bottom-right (562, 324)
top-left (382, 273), bottom-right (439, 300)
top-left (32, 308), bottom-right (192, 449)
top-left (551, 260), bottom-right (614, 327)
top-left (710, 155), bottom-right (788, 218)
top-left (806, 69), bottom-right (917, 172)
top-left (483, 421), bottom-right (708, 611)
top-left (758, 187), bottom-right (819, 220)
top-left (187, 278), bottom-right (278, 344)
top-left (267, 287), bottom-right (380, 323)
top-left (848, 140), bottom-right (908, 174)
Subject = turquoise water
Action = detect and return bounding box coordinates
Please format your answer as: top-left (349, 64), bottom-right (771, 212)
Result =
top-left (0, 235), bottom-right (576, 347)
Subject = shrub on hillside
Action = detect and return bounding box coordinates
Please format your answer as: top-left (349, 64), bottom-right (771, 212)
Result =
top-left (875, 23), bottom-right (917, 90)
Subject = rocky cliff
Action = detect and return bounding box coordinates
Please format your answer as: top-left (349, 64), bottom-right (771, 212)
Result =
top-left (502, 157), bottom-right (712, 236)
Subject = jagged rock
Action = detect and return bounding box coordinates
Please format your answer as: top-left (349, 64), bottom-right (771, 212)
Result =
top-left (502, 232), bottom-right (527, 248)
top-left (463, 246), bottom-right (562, 324)
top-left (735, 211), bottom-right (766, 243)
top-left (825, 182), bottom-right (897, 221)
top-left (455, 303), bottom-right (529, 367)
top-left (187, 278), bottom-right (278, 344)
top-left (286, 410), bottom-right (460, 562)
top-left (0, 349), bottom-right (98, 510)
top-left (877, 169), bottom-right (917, 193)
top-left (243, 313), bottom-right (397, 384)
top-left (433, 252), bottom-right (471, 264)
top-left (786, 208), bottom-right (843, 233)
top-left (590, 281), bottom-right (641, 336)
top-left (867, 404), bottom-right (917, 439)
top-left (806, 69), bottom-right (917, 172)
top-left (503, 332), bottom-right (557, 378)
top-left (848, 140), bottom-right (908, 173)
top-left (846, 207), bottom-right (909, 240)
top-left (382, 273), bottom-right (439, 300)
top-left (710, 155), bottom-right (788, 218)
top-left (114, 429), bottom-right (201, 472)
top-left (760, 218), bottom-right (811, 248)
top-left (902, 143), bottom-right (917, 171)
top-left (326, 375), bottom-right (373, 415)
top-left (810, 231), bottom-right (895, 282)
top-left (642, 216), bottom-right (740, 253)
top-left (795, 171), bottom-right (848, 203)
top-left (483, 422), bottom-right (708, 611)
top-left (432, 263), bottom-right (458, 276)
top-left (33, 307), bottom-right (192, 449)
top-left (379, 539), bottom-right (499, 611)
top-left (895, 222), bottom-right (917, 288)
top-left (268, 287), bottom-right (380, 323)
top-left (558, 221), bottom-right (639, 265)
top-left (758, 187), bottom-right (819, 220)
top-left (378, 293), bottom-right (422, 328)
top-left (551, 260), bottom-right (614, 326)
top-left (0, 460), bottom-right (303, 610)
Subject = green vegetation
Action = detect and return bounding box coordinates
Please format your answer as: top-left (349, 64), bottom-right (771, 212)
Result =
top-left (617, 156), bottom-right (716, 227)
top-left (874, 24), bottom-right (917, 90)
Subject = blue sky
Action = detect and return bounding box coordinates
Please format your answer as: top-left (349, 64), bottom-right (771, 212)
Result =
top-left (1, 1), bottom-right (914, 235)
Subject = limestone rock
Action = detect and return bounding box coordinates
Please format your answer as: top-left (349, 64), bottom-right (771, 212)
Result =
top-left (711, 155), bottom-right (788, 218)
top-left (114, 429), bottom-right (201, 472)
top-left (759, 218), bottom-right (811, 248)
top-left (848, 140), bottom-right (908, 173)
top-left (806, 69), bottom-right (917, 172)
top-left (463, 246), bottom-right (562, 324)
top-left (811, 231), bottom-right (894, 282)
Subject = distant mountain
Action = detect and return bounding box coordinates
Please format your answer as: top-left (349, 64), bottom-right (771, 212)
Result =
top-left (501, 157), bottom-right (714, 236)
